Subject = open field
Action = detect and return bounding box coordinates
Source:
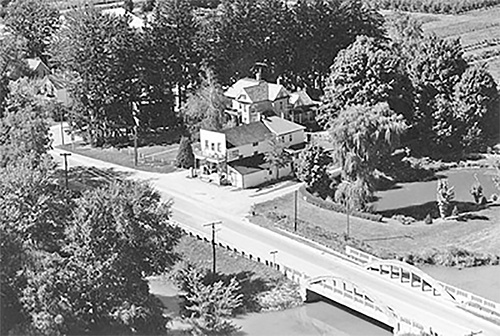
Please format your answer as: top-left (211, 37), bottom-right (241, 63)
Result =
top-left (58, 142), bottom-right (180, 174)
top-left (251, 167), bottom-right (500, 261)
top-left (404, 5), bottom-right (500, 82)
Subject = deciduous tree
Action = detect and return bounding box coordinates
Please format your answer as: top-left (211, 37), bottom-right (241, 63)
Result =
top-left (295, 143), bottom-right (332, 194)
top-left (182, 68), bottom-right (228, 135)
top-left (318, 36), bottom-right (413, 127)
top-left (0, 78), bottom-right (51, 167)
top-left (329, 103), bottom-right (406, 208)
top-left (173, 263), bottom-right (242, 335)
top-left (264, 136), bottom-right (292, 180)
top-left (4, 0), bottom-right (60, 61)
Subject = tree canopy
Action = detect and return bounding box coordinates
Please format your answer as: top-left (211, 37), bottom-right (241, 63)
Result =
top-left (329, 103), bottom-right (406, 208)
top-left (318, 35), bottom-right (413, 127)
top-left (4, 0), bottom-right (60, 61)
top-left (295, 143), bottom-right (332, 194)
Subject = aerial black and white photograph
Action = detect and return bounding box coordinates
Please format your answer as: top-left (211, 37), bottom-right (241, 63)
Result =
top-left (0, 0), bottom-right (499, 335)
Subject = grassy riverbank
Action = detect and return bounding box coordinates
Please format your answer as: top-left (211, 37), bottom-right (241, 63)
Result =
top-left (250, 167), bottom-right (500, 267)
top-left (172, 234), bottom-right (302, 313)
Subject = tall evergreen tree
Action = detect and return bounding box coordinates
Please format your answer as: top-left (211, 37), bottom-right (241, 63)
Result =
top-left (176, 136), bottom-right (195, 168)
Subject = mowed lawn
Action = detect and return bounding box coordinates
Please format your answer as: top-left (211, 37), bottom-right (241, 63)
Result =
top-left (253, 167), bottom-right (500, 256)
top-left (59, 142), bottom-right (180, 174)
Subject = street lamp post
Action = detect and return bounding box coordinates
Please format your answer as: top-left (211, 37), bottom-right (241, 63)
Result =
top-left (60, 152), bottom-right (71, 189)
top-left (270, 250), bottom-right (278, 268)
top-left (203, 220), bottom-right (222, 274)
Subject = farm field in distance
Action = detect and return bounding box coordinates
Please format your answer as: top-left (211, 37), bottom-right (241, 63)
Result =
top-left (392, 5), bottom-right (500, 83)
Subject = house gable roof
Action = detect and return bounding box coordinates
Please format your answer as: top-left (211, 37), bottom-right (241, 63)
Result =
top-left (262, 116), bottom-right (305, 136)
top-left (289, 90), bottom-right (318, 107)
top-left (26, 58), bottom-right (50, 75)
top-left (223, 122), bottom-right (272, 148)
top-left (42, 74), bottom-right (68, 90)
top-left (224, 77), bottom-right (260, 99)
top-left (226, 78), bottom-right (290, 103)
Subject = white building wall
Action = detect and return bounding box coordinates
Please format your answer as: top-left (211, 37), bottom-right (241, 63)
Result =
top-left (227, 140), bottom-right (270, 162)
top-left (274, 129), bottom-right (305, 148)
top-left (200, 129), bottom-right (227, 158)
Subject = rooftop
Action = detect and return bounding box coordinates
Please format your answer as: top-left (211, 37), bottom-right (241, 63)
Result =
top-left (225, 78), bottom-right (289, 103)
top-left (228, 154), bottom-right (270, 175)
top-left (224, 122), bottom-right (272, 148)
top-left (262, 116), bottom-right (305, 136)
top-left (289, 89), bottom-right (319, 107)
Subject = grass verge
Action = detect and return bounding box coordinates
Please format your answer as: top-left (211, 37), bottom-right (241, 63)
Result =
top-left (250, 193), bottom-right (500, 267)
top-left (58, 142), bottom-right (179, 174)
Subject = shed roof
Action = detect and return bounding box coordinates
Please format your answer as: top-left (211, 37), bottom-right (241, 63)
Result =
top-left (262, 116), bottom-right (305, 136)
top-left (228, 154), bottom-right (270, 175)
top-left (224, 122), bottom-right (272, 148)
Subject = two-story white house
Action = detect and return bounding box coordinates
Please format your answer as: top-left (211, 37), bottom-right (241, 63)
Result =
top-left (224, 77), bottom-right (291, 124)
top-left (196, 116), bottom-right (306, 188)
top-left (224, 76), bottom-right (319, 128)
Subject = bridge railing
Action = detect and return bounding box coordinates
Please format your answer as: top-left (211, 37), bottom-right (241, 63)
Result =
top-left (345, 246), bottom-right (500, 319)
top-left (172, 221), bottom-right (444, 335)
top-left (171, 220), bottom-right (310, 284)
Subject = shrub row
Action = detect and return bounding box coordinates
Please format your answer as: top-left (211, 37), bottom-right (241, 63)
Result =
top-left (397, 247), bottom-right (500, 267)
top-left (299, 186), bottom-right (384, 222)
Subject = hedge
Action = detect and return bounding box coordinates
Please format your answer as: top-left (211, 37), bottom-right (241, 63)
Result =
top-left (299, 186), bottom-right (383, 222)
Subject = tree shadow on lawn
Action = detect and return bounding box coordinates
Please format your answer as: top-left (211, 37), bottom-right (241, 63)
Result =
top-left (378, 200), bottom-right (491, 221)
top-left (60, 166), bottom-right (134, 191)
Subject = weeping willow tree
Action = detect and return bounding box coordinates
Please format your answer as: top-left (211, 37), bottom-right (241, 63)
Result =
top-left (330, 102), bottom-right (407, 211)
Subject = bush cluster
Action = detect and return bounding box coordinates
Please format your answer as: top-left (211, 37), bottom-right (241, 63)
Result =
top-left (398, 247), bottom-right (500, 267)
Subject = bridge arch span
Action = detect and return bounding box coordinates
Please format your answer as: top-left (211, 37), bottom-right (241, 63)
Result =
top-left (364, 259), bottom-right (455, 301)
top-left (304, 275), bottom-right (399, 328)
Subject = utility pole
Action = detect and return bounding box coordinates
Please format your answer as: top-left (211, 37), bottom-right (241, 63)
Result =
top-left (60, 153), bottom-right (71, 189)
top-left (132, 102), bottom-right (140, 167)
top-left (203, 220), bottom-right (222, 274)
top-left (294, 189), bottom-right (298, 231)
top-left (60, 110), bottom-right (65, 146)
top-left (134, 124), bottom-right (138, 166)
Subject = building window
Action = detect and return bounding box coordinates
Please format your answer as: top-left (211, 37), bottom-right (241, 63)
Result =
top-left (217, 143), bottom-right (221, 152)
top-left (268, 170), bottom-right (272, 175)
top-left (211, 143), bottom-right (215, 151)
top-left (252, 142), bottom-right (258, 147)
top-left (280, 136), bottom-right (285, 143)
top-left (205, 140), bottom-right (209, 149)
top-left (289, 134), bottom-right (292, 142)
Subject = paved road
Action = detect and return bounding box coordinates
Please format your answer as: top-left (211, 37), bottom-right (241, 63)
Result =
top-left (49, 126), bottom-right (500, 336)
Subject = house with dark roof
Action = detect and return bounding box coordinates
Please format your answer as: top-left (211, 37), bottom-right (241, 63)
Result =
top-left (196, 116), bottom-right (306, 188)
